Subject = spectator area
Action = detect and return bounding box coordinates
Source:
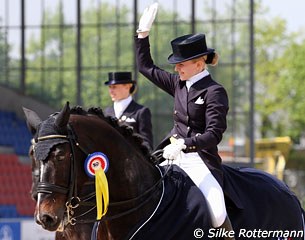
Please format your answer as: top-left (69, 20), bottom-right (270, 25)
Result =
top-left (0, 153), bottom-right (34, 218)
top-left (0, 110), bottom-right (34, 218)
top-left (0, 110), bottom-right (32, 156)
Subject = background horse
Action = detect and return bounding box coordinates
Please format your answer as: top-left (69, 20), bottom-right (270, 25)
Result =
top-left (24, 102), bottom-right (305, 240)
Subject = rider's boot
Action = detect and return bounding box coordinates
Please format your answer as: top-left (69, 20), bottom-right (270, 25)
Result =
top-left (219, 215), bottom-right (235, 240)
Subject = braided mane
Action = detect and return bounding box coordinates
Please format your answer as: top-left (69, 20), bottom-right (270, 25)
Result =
top-left (70, 106), bottom-right (153, 162)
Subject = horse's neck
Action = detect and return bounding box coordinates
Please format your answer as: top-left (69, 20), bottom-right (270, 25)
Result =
top-left (75, 118), bottom-right (162, 239)
top-left (109, 151), bottom-right (158, 197)
top-left (81, 118), bottom-right (159, 196)
top-left (102, 150), bottom-right (161, 239)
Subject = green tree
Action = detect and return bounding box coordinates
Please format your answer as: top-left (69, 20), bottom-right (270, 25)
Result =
top-left (279, 40), bottom-right (305, 141)
top-left (0, 18), bottom-right (11, 85)
top-left (255, 3), bottom-right (305, 142)
top-left (255, 16), bottom-right (289, 138)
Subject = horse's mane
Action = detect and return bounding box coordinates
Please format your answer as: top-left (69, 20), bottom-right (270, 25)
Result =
top-left (70, 106), bottom-right (154, 163)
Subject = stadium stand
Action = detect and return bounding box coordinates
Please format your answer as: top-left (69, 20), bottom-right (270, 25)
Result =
top-left (0, 86), bottom-right (55, 219)
top-left (0, 153), bottom-right (34, 218)
top-left (0, 110), bottom-right (32, 156)
top-left (0, 110), bottom-right (35, 218)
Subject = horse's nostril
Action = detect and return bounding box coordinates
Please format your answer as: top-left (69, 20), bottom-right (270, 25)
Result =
top-left (40, 213), bottom-right (58, 230)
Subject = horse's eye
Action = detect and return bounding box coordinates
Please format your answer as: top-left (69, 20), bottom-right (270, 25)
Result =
top-left (54, 148), bottom-right (66, 161)
top-left (55, 155), bottom-right (65, 161)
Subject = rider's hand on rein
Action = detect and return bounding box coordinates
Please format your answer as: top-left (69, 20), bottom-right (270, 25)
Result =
top-left (163, 138), bottom-right (186, 161)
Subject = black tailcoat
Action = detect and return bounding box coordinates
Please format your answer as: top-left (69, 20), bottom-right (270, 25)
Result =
top-left (135, 36), bottom-right (229, 186)
top-left (104, 100), bottom-right (153, 150)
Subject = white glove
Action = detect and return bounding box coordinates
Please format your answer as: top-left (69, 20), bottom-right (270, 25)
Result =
top-left (163, 139), bottom-right (186, 161)
top-left (137, 2), bottom-right (159, 33)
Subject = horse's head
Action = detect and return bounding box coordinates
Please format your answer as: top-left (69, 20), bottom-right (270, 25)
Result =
top-left (24, 103), bottom-right (81, 231)
top-left (24, 102), bottom-right (160, 234)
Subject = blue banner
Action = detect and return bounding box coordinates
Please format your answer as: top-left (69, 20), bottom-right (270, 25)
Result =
top-left (0, 222), bottom-right (21, 240)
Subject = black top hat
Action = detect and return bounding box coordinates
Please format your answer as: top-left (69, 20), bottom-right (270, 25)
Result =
top-left (104, 72), bottom-right (135, 85)
top-left (105, 72), bottom-right (136, 94)
top-left (168, 33), bottom-right (215, 64)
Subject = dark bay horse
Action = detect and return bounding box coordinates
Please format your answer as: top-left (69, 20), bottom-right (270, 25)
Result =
top-left (24, 102), bottom-right (305, 240)
top-left (24, 102), bottom-right (211, 239)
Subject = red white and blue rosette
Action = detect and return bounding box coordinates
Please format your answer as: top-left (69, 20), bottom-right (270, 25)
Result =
top-left (84, 152), bottom-right (109, 178)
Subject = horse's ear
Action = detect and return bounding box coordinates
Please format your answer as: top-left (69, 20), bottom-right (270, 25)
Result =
top-left (23, 107), bottom-right (42, 135)
top-left (55, 102), bottom-right (70, 130)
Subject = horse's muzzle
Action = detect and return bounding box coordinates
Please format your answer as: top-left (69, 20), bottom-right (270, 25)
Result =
top-left (36, 212), bottom-right (60, 231)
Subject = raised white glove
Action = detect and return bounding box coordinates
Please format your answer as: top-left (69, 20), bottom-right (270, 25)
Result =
top-left (137, 2), bottom-right (159, 33)
top-left (163, 138), bottom-right (186, 161)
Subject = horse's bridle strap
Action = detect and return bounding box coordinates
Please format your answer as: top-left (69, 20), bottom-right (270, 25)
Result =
top-left (38, 135), bottom-right (68, 141)
top-left (31, 135), bottom-right (68, 145)
top-left (37, 182), bottom-right (69, 194)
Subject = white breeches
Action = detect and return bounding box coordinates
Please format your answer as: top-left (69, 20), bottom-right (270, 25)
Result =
top-left (169, 152), bottom-right (227, 227)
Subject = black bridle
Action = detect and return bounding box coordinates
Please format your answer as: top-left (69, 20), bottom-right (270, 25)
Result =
top-left (33, 125), bottom-right (97, 226)
top-left (33, 123), bottom-right (167, 226)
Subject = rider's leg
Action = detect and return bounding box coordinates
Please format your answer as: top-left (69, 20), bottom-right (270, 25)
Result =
top-left (177, 152), bottom-right (235, 240)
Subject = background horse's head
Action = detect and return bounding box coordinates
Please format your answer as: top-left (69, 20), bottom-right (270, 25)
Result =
top-left (24, 102), bottom-right (160, 237)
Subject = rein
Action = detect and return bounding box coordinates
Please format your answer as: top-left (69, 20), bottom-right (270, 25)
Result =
top-left (33, 124), bottom-right (168, 226)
